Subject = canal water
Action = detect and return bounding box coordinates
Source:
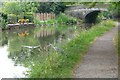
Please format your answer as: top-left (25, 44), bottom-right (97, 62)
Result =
top-left (0, 24), bottom-right (81, 78)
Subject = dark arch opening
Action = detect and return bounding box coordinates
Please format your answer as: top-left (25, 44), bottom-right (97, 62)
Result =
top-left (85, 10), bottom-right (101, 23)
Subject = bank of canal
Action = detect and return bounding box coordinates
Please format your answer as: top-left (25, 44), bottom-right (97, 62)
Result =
top-left (0, 24), bottom-right (81, 78)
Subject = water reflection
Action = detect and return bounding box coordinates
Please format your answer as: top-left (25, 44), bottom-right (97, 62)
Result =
top-left (0, 46), bottom-right (28, 79)
top-left (0, 25), bottom-right (81, 78)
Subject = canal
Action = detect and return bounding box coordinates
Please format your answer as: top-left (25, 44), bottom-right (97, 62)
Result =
top-left (0, 24), bottom-right (81, 78)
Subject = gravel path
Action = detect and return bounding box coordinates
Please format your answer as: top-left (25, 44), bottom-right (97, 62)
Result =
top-left (73, 24), bottom-right (118, 78)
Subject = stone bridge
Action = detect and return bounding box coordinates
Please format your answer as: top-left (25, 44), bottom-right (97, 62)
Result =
top-left (65, 8), bottom-right (108, 23)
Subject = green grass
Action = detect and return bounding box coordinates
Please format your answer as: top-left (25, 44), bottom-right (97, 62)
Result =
top-left (57, 20), bottom-right (116, 77)
top-left (34, 13), bottom-right (78, 26)
top-left (114, 27), bottom-right (119, 55)
top-left (114, 26), bottom-right (120, 78)
top-left (114, 31), bottom-right (118, 54)
top-left (28, 20), bottom-right (116, 78)
top-left (118, 30), bottom-right (120, 55)
top-left (56, 13), bottom-right (77, 24)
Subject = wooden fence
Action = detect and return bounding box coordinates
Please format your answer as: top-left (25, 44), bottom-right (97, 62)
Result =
top-left (34, 13), bottom-right (55, 21)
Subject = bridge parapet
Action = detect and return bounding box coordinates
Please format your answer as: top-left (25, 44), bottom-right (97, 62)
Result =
top-left (65, 8), bottom-right (108, 19)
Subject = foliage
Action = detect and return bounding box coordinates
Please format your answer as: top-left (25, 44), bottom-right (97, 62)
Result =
top-left (57, 20), bottom-right (115, 77)
top-left (0, 18), bottom-right (7, 29)
top-left (116, 30), bottom-right (120, 56)
top-left (1, 2), bottom-right (38, 25)
top-left (1, 12), bottom-right (7, 22)
top-left (0, 13), bottom-right (7, 28)
top-left (56, 13), bottom-right (77, 24)
top-left (63, 2), bottom-right (76, 6)
top-left (33, 17), bottom-right (41, 26)
top-left (108, 2), bottom-right (120, 19)
top-left (3, 2), bottom-right (22, 15)
top-left (37, 2), bottom-right (66, 15)
top-left (114, 29), bottom-right (119, 54)
top-left (3, 2), bottom-right (66, 15)
top-left (27, 20), bottom-right (115, 78)
top-left (24, 13), bottom-right (34, 22)
top-left (34, 13), bottom-right (77, 26)
top-left (23, 2), bottom-right (39, 13)
top-left (3, 2), bottom-right (38, 15)
top-left (2, 19), bottom-right (115, 78)
top-left (0, 31), bottom-right (8, 46)
top-left (7, 14), bottom-right (17, 24)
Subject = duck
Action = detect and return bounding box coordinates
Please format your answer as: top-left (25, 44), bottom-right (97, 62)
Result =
top-left (24, 31), bottom-right (29, 36)
top-left (18, 32), bottom-right (25, 37)
top-left (18, 31), bottom-right (29, 37)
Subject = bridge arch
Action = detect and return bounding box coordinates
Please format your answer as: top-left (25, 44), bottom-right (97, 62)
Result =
top-left (84, 10), bottom-right (101, 23)
top-left (66, 8), bottom-right (108, 23)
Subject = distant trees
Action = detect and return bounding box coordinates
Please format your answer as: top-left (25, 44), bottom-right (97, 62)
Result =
top-left (2, 2), bottom-right (66, 15)
top-left (38, 2), bottom-right (66, 14)
top-left (2, 2), bottom-right (39, 23)
top-left (37, 2), bottom-right (66, 14)
top-left (108, 2), bottom-right (120, 19)
top-left (3, 2), bottom-right (38, 15)
top-left (3, 2), bottom-right (22, 15)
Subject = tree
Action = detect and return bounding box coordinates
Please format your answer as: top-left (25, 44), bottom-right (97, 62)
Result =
top-left (37, 2), bottom-right (66, 15)
top-left (108, 2), bottom-right (120, 19)
top-left (3, 2), bottom-right (39, 15)
top-left (2, 2), bottom-right (39, 23)
top-left (3, 2), bottom-right (22, 15)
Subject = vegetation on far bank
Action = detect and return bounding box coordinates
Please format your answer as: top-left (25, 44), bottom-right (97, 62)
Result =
top-left (0, 2), bottom-right (119, 29)
top-left (34, 13), bottom-right (78, 26)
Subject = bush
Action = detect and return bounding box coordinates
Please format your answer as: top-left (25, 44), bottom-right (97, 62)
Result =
top-left (24, 14), bottom-right (34, 22)
top-left (33, 13), bottom-right (78, 26)
top-left (17, 15), bottom-right (24, 20)
top-left (0, 18), bottom-right (7, 29)
top-left (56, 13), bottom-right (77, 24)
top-left (8, 14), bottom-right (17, 24)
top-left (33, 17), bottom-right (41, 26)
top-left (37, 2), bottom-right (66, 15)
top-left (1, 13), bottom-right (7, 22)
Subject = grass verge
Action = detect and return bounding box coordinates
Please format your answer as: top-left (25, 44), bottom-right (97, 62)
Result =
top-left (114, 23), bottom-right (120, 78)
top-left (114, 30), bottom-right (119, 54)
top-left (29, 20), bottom-right (116, 78)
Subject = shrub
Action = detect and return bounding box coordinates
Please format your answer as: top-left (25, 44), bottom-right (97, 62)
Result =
top-left (33, 13), bottom-right (78, 26)
top-left (24, 14), bottom-right (34, 22)
top-left (1, 12), bottom-right (7, 22)
top-left (8, 14), bottom-right (17, 24)
top-left (56, 13), bottom-right (77, 24)
top-left (37, 2), bottom-right (66, 15)
top-left (17, 15), bottom-right (24, 20)
top-left (33, 17), bottom-right (41, 26)
top-left (0, 18), bottom-right (7, 29)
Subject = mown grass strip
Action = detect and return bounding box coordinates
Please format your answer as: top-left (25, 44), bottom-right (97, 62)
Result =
top-left (57, 20), bottom-right (116, 77)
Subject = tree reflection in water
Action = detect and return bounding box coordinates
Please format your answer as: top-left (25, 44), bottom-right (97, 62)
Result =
top-left (0, 25), bottom-right (80, 77)
top-left (7, 27), bottom-right (59, 68)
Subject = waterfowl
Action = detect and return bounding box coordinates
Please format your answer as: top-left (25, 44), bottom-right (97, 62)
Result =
top-left (18, 31), bottom-right (29, 37)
